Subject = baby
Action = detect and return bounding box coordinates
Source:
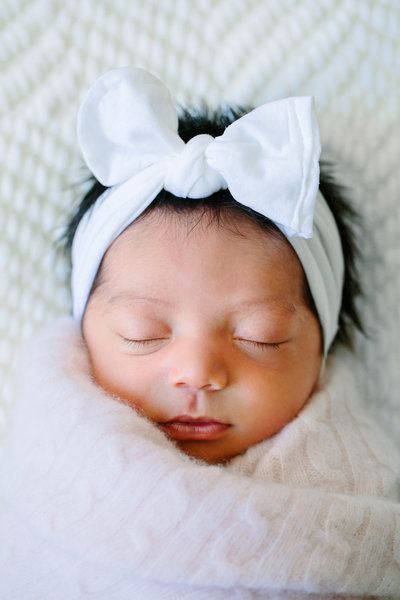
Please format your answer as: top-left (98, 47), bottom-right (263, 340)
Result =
top-left (67, 69), bottom-right (351, 466)
top-left (1, 68), bottom-right (399, 599)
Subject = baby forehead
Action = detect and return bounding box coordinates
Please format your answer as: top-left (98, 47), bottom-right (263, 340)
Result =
top-left (104, 206), bottom-right (300, 273)
top-left (111, 204), bottom-right (292, 253)
top-left (97, 207), bottom-right (308, 310)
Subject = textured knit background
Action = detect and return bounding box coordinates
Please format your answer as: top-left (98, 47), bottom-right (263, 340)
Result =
top-left (1, 0), bottom-right (399, 444)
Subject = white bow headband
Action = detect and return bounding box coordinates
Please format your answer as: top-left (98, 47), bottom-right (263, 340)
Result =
top-left (72, 67), bottom-right (344, 353)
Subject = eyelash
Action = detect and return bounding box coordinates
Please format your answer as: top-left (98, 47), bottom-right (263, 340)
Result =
top-left (236, 339), bottom-right (282, 351)
top-left (123, 337), bottom-right (167, 348)
top-left (122, 337), bottom-right (283, 352)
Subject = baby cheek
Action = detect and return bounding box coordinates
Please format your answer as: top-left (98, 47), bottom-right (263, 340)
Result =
top-left (87, 349), bottom-right (137, 403)
top-left (244, 397), bottom-right (303, 443)
top-left (108, 359), bottom-right (167, 419)
top-left (239, 370), bottom-right (307, 433)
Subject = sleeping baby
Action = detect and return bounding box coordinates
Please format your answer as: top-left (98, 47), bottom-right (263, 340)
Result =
top-left (0, 67), bottom-right (399, 599)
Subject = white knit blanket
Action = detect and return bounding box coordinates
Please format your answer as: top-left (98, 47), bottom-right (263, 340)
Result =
top-left (0, 319), bottom-right (399, 600)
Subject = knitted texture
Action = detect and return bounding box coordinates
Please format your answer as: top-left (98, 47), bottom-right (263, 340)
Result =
top-left (1, 0), bottom-right (399, 446)
top-left (0, 318), bottom-right (399, 599)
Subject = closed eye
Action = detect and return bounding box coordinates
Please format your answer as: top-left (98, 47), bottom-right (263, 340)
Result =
top-left (122, 337), bottom-right (169, 351)
top-left (235, 338), bottom-right (284, 351)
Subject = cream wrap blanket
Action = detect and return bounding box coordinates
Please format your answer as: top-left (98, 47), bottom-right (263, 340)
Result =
top-left (0, 318), bottom-right (399, 599)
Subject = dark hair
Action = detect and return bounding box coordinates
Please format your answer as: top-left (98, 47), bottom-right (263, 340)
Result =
top-left (64, 107), bottom-right (364, 350)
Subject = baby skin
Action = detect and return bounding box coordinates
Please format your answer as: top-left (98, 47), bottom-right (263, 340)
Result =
top-left (83, 208), bottom-right (322, 464)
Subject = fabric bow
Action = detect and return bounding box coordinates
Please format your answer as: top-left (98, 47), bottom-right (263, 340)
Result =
top-left (77, 67), bottom-right (321, 239)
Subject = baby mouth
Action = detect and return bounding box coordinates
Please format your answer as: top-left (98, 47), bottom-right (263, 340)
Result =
top-left (159, 416), bottom-right (231, 441)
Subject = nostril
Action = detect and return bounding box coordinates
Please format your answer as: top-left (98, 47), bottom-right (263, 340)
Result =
top-left (173, 381), bottom-right (210, 392)
top-left (200, 382), bottom-right (221, 391)
top-left (168, 368), bottom-right (228, 392)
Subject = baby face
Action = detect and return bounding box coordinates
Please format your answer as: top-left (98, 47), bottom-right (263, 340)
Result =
top-left (83, 209), bottom-right (322, 464)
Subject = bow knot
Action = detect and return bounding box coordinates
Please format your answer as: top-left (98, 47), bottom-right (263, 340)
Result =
top-left (164, 134), bottom-right (227, 198)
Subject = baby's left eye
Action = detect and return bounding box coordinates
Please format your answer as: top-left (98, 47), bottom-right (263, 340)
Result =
top-left (234, 338), bottom-right (283, 351)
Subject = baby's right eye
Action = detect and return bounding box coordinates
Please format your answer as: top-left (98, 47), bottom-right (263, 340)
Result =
top-left (121, 336), bottom-right (169, 354)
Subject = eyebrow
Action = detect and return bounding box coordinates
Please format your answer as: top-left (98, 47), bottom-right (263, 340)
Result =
top-left (107, 292), bottom-right (295, 314)
top-left (230, 297), bottom-right (296, 315)
top-left (108, 293), bottom-right (173, 307)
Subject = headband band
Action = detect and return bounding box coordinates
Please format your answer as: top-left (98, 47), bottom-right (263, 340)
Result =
top-left (72, 67), bottom-right (344, 353)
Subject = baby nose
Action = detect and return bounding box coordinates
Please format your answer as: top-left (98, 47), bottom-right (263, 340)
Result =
top-left (167, 340), bottom-right (229, 391)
